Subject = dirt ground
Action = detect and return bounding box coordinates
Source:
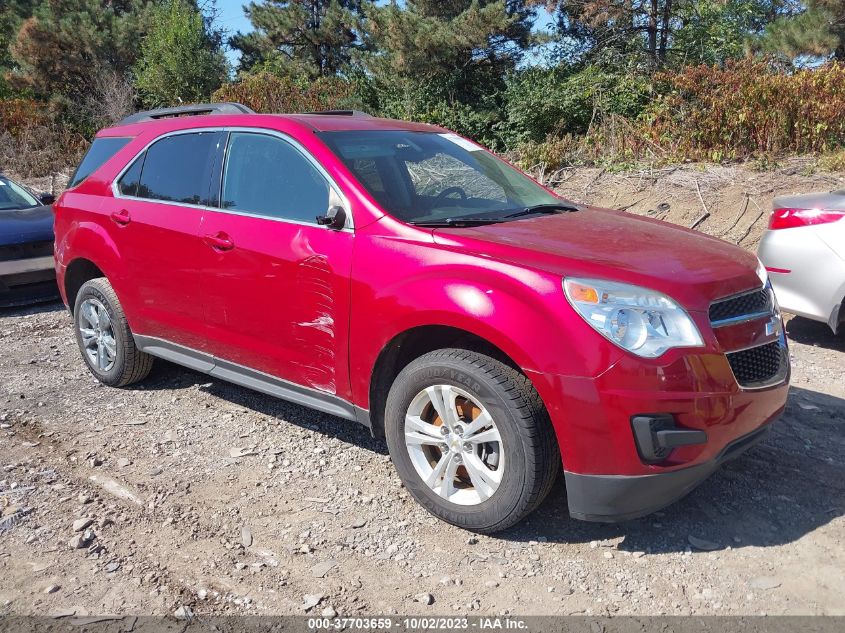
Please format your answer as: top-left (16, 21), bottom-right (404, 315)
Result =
top-left (1, 162), bottom-right (843, 617)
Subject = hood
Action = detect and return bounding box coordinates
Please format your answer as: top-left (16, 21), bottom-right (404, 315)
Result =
top-left (0, 204), bottom-right (54, 246)
top-left (432, 208), bottom-right (761, 312)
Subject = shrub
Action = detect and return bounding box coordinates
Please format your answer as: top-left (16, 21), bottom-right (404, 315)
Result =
top-left (503, 66), bottom-right (653, 146)
top-left (642, 60), bottom-right (845, 161)
top-left (212, 72), bottom-right (360, 114)
top-left (0, 99), bottom-right (88, 177)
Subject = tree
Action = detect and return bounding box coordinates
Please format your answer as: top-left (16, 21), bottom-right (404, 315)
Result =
top-left (231, 0), bottom-right (365, 77)
top-left (549, 1), bottom-right (797, 67)
top-left (671, 1), bottom-right (795, 66)
top-left (133, 0), bottom-right (228, 106)
top-left (8, 0), bottom-right (154, 101)
top-left (365, 0), bottom-right (535, 84)
top-left (0, 0), bottom-right (38, 97)
top-left (760, 1), bottom-right (845, 60)
top-left (549, 0), bottom-right (677, 66)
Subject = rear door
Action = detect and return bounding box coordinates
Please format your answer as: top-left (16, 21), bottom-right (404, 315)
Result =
top-left (105, 130), bottom-right (223, 351)
top-left (199, 130), bottom-right (354, 397)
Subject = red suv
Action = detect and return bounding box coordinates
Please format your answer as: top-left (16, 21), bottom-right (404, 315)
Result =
top-left (54, 103), bottom-right (789, 532)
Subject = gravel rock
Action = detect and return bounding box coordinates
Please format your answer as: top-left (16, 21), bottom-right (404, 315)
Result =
top-left (68, 535), bottom-right (86, 549)
top-left (43, 584), bottom-right (60, 594)
top-left (301, 594), bottom-right (323, 612)
top-left (72, 518), bottom-right (93, 532)
top-left (310, 559), bottom-right (337, 578)
top-left (321, 606), bottom-right (338, 618)
top-left (241, 527), bottom-right (253, 548)
top-left (414, 593), bottom-right (434, 605)
top-left (173, 606), bottom-right (193, 620)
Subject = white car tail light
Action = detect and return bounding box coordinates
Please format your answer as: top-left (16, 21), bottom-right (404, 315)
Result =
top-left (768, 207), bottom-right (845, 230)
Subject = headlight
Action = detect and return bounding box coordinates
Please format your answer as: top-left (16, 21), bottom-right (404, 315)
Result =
top-left (563, 277), bottom-right (704, 358)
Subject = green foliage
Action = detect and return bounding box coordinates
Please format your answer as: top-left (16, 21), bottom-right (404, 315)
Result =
top-left (549, 1), bottom-right (798, 67)
top-left (672, 1), bottom-right (789, 65)
top-left (358, 0), bottom-right (537, 148)
top-left (8, 0), bottom-right (153, 101)
top-left (0, 1), bottom-right (37, 97)
top-left (133, 0), bottom-right (228, 107)
top-left (759, 1), bottom-right (845, 59)
top-left (502, 65), bottom-right (652, 145)
top-left (817, 147), bottom-right (845, 170)
top-left (231, 0), bottom-right (364, 77)
top-left (364, 0), bottom-right (532, 82)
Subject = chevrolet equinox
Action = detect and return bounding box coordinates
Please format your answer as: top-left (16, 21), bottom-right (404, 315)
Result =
top-left (53, 103), bottom-right (789, 532)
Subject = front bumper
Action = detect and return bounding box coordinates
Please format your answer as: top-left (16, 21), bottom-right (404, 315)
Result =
top-left (565, 421), bottom-right (774, 522)
top-left (528, 330), bottom-right (789, 523)
top-left (0, 255), bottom-right (58, 307)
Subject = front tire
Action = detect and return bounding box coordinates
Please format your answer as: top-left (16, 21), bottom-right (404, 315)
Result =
top-left (384, 349), bottom-right (559, 533)
top-left (73, 278), bottom-right (153, 387)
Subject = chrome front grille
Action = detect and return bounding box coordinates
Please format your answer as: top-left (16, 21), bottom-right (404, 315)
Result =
top-left (709, 284), bottom-right (774, 327)
top-left (710, 281), bottom-right (788, 389)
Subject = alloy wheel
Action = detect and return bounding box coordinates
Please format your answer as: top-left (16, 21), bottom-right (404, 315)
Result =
top-left (78, 298), bottom-right (117, 372)
top-left (404, 384), bottom-right (504, 505)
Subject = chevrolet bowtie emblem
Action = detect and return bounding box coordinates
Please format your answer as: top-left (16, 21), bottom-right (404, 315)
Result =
top-left (766, 316), bottom-right (782, 337)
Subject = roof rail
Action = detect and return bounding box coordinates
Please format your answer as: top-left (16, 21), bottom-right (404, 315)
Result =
top-left (117, 102), bottom-right (255, 126)
top-left (302, 110), bottom-right (372, 117)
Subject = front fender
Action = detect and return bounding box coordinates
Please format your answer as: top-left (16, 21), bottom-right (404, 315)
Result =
top-left (348, 232), bottom-right (623, 409)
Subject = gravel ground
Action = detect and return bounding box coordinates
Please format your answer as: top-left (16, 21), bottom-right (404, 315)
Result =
top-left (1, 163), bottom-right (844, 617)
top-left (2, 308), bottom-right (843, 617)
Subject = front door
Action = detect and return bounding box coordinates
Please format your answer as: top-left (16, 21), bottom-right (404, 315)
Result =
top-left (199, 131), bottom-right (354, 398)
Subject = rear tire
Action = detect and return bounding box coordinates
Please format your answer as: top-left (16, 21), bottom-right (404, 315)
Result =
top-left (73, 278), bottom-right (153, 387)
top-left (384, 348), bottom-right (559, 533)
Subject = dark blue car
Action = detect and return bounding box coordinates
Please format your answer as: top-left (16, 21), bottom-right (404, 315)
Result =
top-left (0, 174), bottom-right (58, 307)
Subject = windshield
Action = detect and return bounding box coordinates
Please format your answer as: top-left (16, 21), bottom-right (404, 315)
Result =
top-left (0, 176), bottom-right (40, 210)
top-left (319, 130), bottom-right (562, 224)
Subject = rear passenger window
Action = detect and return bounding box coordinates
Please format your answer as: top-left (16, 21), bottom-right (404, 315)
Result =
top-left (136, 132), bottom-right (220, 205)
top-left (69, 137), bottom-right (132, 188)
top-left (118, 155), bottom-right (144, 197)
top-left (222, 132), bottom-right (329, 223)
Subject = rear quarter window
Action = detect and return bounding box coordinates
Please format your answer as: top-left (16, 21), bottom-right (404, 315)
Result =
top-left (69, 137), bottom-right (132, 188)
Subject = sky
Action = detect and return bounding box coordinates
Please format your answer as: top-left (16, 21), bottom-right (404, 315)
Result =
top-left (213, 0), bottom-right (557, 67)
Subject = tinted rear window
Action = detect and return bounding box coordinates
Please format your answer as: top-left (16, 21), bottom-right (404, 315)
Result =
top-left (69, 137), bottom-right (132, 188)
top-left (136, 132), bottom-right (221, 205)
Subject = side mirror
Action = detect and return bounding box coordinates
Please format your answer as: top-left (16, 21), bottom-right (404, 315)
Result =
top-left (316, 205), bottom-right (347, 230)
top-left (39, 193), bottom-right (55, 205)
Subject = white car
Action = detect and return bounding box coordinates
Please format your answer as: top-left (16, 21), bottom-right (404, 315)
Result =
top-left (757, 191), bottom-right (845, 333)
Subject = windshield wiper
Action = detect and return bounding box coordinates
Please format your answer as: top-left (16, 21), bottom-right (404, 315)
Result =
top-left (410, 217), bottom-right (506, 227)
top-left (503, 203), bottom-right (580, 219)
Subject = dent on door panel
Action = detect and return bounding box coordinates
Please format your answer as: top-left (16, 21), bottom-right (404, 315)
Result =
top-left (292, 248), bottom-right (337, 394)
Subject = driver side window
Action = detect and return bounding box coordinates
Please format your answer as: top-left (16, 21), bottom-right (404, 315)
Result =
top-left (222, 132), bottom-right (330, 224)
